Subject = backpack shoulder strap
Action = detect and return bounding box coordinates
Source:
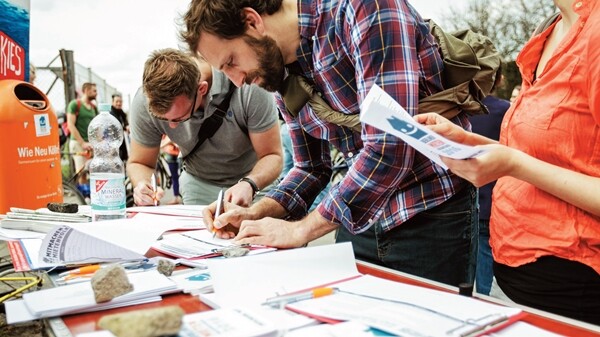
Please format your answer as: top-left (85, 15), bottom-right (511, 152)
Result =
top-left (75, 99), bottom-right (81, 117)
top-left (183, 81), bottom-right (236, 161)
top-left (91, 102), bottom-right (98, 115)
top-left (533, 12), bottom-right (560, 36)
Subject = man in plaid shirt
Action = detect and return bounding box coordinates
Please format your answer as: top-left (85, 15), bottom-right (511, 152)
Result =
top-left (182, 0), bottom-right (477, 286)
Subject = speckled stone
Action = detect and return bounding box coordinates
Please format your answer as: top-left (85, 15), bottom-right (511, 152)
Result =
top-left (156, 259), bottom-right (176, 276)
top-left (98, 305), bottom-right (185, 337)
top-left (91, 264), bottom-right (133, 303)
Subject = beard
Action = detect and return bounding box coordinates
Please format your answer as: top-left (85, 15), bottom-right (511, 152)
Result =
top-left (243, 34), bottom-right (285, 92)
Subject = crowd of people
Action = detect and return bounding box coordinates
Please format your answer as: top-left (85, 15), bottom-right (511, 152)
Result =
top-left (57, 0), bottom-right (599, 326)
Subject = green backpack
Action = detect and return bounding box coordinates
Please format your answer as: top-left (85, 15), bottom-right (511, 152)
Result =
top-left (281, 20), bottom-right (501, 133)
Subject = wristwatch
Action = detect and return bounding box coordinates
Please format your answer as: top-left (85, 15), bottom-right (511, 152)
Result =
top-left (238, 177), bottom-right (260, 197)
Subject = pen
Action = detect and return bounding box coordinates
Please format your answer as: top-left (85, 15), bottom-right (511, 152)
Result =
top-left (262, 287), bottom-right (337, 308)
top-left (58, 264), bottom-right (102, 277)
top-left (151, 173), bottom-right (158, 206)
top-left (213, 189), bottom-right (224, 238)
top-left (58, 260), bottom-right (147, 277)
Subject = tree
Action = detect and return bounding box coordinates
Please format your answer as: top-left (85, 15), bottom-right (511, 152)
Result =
top-left (439, 0), bottom-right (556, 98)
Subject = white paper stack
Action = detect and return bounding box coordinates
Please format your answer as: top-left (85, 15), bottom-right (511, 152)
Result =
top-left (169, 268), bottom-right (214, 295)
top-left (5, 270), bottom-right (178, 323)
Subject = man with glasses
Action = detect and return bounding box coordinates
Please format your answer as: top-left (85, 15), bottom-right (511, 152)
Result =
top-left (128, 48), bottom-right (282, 206)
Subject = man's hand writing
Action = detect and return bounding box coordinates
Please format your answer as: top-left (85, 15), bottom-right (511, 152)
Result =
top-left (133, 180), bottom-right (164, 206)
top-left (203, 200), bottom-right (253, 239)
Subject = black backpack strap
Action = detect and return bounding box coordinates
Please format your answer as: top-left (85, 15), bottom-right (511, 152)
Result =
top-left (183, 81), bottom-right (236, 161)
top-left (533, 12), bottom-right (560, 36)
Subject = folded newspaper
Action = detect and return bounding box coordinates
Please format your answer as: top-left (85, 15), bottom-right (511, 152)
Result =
top-left (0, 206), bottom-right (91, 233)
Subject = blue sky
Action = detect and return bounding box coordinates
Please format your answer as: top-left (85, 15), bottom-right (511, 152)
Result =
top-left (29, 0), bottom-right (451, 109)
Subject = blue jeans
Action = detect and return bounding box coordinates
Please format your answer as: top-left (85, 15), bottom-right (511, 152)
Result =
top-left (336, 185), bottom-right (478, 287)
top-left (476, 219), bottom-right (493, 295)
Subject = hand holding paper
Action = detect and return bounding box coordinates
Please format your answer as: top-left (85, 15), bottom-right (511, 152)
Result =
top-left (359, 84), bottom-right (489, 169)
top-left (414, 112), bottom-right (524, 187)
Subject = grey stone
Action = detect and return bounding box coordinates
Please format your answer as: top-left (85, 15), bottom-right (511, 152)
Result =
top-left (98, 305), bottom-right (185, 337)
top-left (91, 265), bottom-right (134, 303)
top-left (156, 259), bottom-right (176, 276)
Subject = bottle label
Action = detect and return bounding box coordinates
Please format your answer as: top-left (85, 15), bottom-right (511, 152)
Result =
top-left (90, 174), bottom-right (126, 211)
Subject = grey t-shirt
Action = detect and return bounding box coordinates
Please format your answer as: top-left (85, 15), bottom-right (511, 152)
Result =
top-left (130, 69), bottom-right (278, 186)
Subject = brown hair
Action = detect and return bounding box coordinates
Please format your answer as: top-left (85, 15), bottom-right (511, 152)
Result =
top-left (180, 0), bottom-right (282, 53)
top-left (142, 48), bottom-right (200, 115)
top-left (81, 82), bottom-right (96, 92)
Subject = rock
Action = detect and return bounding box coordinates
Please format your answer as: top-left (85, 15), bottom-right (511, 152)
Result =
top-left (156, 259), bottom-right (175, 276)
top-left (98, 305), bottom-right (185, 337)
top-left (91, 265), bottom-right (133, 303)
top-left (47, 202), bottom-right (78, 213)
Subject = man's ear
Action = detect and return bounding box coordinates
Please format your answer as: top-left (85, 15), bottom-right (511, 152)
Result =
top-left (199, 81), bottom-right (209, 96)
top-left (242, 7), bottom-right (265, 35)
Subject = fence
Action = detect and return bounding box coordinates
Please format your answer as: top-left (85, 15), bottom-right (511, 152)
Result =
top-left (33, 49), bottom-right (120, 114)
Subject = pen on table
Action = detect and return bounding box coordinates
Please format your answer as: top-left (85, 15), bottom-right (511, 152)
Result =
top-left (213, 189), bottom-right (224, 238)
top-left (262, 287), bottom-right (337, 308)
top-left (56, 262), bottom-right (148, 284)
top-left (151, 173), bottom-right (158, 206)
top-left (58, 260), bottom-right (147, 277)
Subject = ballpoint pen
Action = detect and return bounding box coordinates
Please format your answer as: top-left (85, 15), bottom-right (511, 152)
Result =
top-left (262, 287), bottom-right (337, 308)
top-left (58, 260), bottom-right (147, 277)
top-left (151, 173), bottom-right (158, 206)
top-left (213, 189), bottom-right (224, 238)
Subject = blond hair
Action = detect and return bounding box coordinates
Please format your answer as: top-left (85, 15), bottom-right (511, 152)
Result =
top-left (143, 48), bottom-right (200, 115)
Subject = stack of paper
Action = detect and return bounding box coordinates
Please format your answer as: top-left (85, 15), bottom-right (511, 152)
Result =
top-left (127, 205), bottom-right (205, 218)
top-left (169, 268), bottom-right (214, 295)
top-left (7, 213), bottom-right (206, 271)
top-left (285, 275), bottom-right (523, 337)
top-left (5, 270), bottom-right (177, 323)
top-left (0, 206), bottom-right (91, 233)
top-left (203, 242), bottom-right (361, 309)
top-left (179, 306), bottom-right (318, 337)
top-left (152, 229), bottom-right (275, 259)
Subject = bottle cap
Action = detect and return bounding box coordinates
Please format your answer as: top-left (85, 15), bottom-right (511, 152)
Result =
top-left (458, 283), bottom-right (474, 297)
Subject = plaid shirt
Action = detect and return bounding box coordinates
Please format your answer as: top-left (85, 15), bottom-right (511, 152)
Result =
top-left (266, 0), bottom-right (469, 233)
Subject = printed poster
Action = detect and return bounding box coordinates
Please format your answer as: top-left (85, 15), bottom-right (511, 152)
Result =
top-left (0, 0), bottom-right (30, 81)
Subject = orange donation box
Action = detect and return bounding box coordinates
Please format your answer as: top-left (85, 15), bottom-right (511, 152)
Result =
top-left (0, 80), bottom-right (62, 213)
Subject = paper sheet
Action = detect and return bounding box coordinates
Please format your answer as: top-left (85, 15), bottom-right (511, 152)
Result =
top-left (207, 242), bottom-right (360, 308)
top-left (127, 205), bottom-right (206, 218)
top-left (286, 275), bottom-right (522, 337)
top-left (6, 270), bottom-right (175, 323)
top-left (359, 84), bottom-right (488, 169)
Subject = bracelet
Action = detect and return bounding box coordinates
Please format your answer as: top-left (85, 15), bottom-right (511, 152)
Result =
top-left (238, 177), bottom-right (259, 196)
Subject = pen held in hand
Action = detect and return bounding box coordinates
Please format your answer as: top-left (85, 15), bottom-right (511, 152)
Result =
top-left (213, 189), bottom-right (224, 238)
top-left (151, 173), bottom-right (158, 206)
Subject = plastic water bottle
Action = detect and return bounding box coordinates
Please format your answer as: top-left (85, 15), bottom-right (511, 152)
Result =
top-left (87, 103), bottom-right (126, 221)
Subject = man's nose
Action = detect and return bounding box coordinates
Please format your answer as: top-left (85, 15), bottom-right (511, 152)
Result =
top-left (224, 69), bottom-right (245, 87)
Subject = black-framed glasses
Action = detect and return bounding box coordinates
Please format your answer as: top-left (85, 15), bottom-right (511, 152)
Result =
top-left (151, 90), bottom-right (197, 124)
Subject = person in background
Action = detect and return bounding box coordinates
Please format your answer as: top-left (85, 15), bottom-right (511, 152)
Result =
top-left (110, 94), bottom-right (129, 163)
top-left (128, 48), bottom-right (282, 206)
top-left (509, 85), bottom-right (521, 103)
top-left (29, 63), bottom-right (36, 84)
top-left (415, 0), bottom-right (600, 324)
top-left (182, 0), bottom-right (477, 287)
top-left (469, 64), bottom-right (510, 295)
top-left (66, 82), bottom-right (97, 194)
top-left (160, 135), bottom-right (183, 204)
